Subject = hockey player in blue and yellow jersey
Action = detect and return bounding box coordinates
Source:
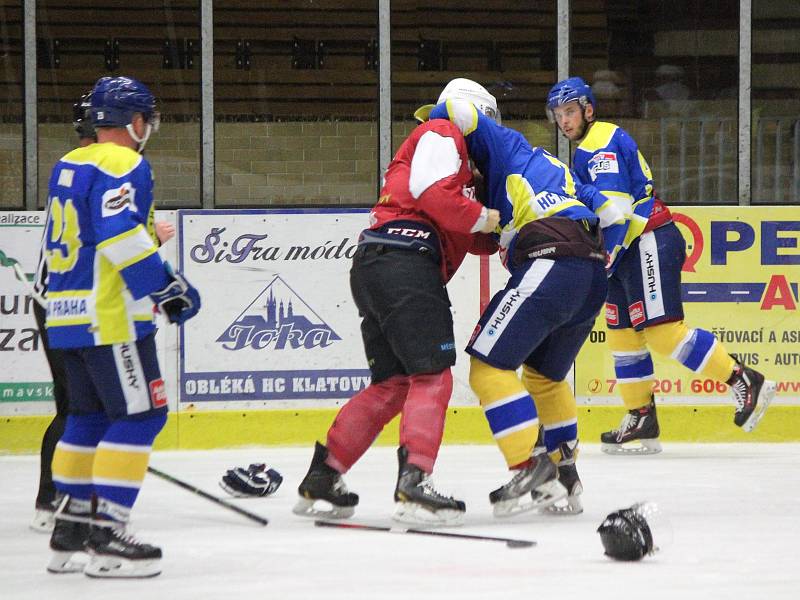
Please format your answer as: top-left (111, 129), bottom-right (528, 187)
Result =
top-left (424, 79), bottom-right (608, 517)
top-left (45, 76), bottom-right (200, 579)
top-left (546, 76), bottom-right (775, 455)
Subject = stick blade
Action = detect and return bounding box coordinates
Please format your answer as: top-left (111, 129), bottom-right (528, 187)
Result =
top-left (506, 539), bottom-right (536, 548)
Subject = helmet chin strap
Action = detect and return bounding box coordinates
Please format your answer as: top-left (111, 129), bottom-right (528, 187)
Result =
top-left (126, 122), bottom-right (152, 153)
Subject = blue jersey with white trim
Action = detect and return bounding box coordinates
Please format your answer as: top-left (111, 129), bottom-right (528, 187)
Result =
top-left (572, 121), bottom-right (655, 274)
top-left (44, 142), bottom-right (171, 348)
top-left (429, 100), bottom-right (598, 268)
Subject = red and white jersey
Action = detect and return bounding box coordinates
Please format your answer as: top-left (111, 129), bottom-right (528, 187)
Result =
top-left (369, 118), bottom-right (493, 282)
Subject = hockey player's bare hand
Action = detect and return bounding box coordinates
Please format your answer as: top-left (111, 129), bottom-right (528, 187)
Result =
top-left (155, 221), bottom-right (176, 244)
top-left (481, 209), bottom-right (500, 233)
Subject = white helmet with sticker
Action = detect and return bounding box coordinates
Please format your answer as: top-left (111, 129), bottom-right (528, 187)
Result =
top-left (437, 78), bottom-right (501, 123)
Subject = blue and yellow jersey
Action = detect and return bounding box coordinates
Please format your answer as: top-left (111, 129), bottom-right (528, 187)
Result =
top-left (572, 121), bottom-right (655, 273)
top-left (428, 100), bottom-right (598, 267)
top-left (44, 143), bottom-right (172, 348)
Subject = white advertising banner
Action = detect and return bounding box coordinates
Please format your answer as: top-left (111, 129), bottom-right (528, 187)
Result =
top-left (0, 212), bottom-right (52, 414)
top-left (178, 209), bottom-right (486, 408)
top-left (179, 209), bottom-right (371, 406)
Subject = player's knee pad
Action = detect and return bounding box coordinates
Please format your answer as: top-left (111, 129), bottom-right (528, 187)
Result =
top-left (60, 411), bottom-right (111, 447)
top-left (52, 412), bottom-right (111, 499)
top-left (403, 370), bottom-right (452, 436)
top-left (644, 322), bottom-right (733, 379)
top-left (642, 321), bottom-right (690, 357)
top-left (644, 321), bottom-right (713, 368)
top-left (326, 375), bottom-right (411, 472)
top-left (606, 327), bottom-right (647, 352)
top-left (646, 320), bottom-right (724, 369)
top-left (367, 374), bottom-right (412, 423)
top-left (331, 375), bottom-right (409, 436)
top-left (521, 366), bottom-right (574, 421)
top-left (103, 411), bottom-right (168, 447)
top-left (407, 369), bottom-right (453, 411)
top-left (401, 370), bottom-right (454, 472)
top-left (471, 357), bottom-right (538, 467)
top-left (400, 369), bottom-right (453, 434)
top-left (522, 365), bottom-right (577, 454)
top-left (469, 357), bottom-right (526, 404)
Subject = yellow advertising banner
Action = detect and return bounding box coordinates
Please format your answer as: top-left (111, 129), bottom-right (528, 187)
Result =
top-left (575, 206), bottom-right (800, 405)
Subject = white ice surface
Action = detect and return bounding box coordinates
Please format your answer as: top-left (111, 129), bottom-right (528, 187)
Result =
top-left (2, 443), bottom-right (799, 600)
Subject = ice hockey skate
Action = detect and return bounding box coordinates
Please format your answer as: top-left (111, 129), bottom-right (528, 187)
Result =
top-left (490, 449), bottom-right (567, 518)
top-left (541, 440), bottom-right (583, 515)
top-left (83, 520), bottom-right (162, 578)
top-left (601, 397), bottom-right (662, 455)
top-left (729, 361), bottom-right (776, 432)
top-left (392, 446), bottom-right (465, 526)
top-left (293, 441), bottom-right (359, 519)
top-left (47, 498), bottom-right (90, 574)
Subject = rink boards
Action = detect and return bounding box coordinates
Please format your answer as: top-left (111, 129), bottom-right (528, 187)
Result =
top-left (1, 207), bottom-right (798, 450)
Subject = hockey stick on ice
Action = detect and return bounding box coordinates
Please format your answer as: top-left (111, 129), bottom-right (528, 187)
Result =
top-left (147, 466), bottom-right (269, 526)
top-left (314, 520), bottom-right (535, 548)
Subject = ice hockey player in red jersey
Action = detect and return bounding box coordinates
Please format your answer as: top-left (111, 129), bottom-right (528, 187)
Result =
top-left (294, 116), bottom-right (499, 526)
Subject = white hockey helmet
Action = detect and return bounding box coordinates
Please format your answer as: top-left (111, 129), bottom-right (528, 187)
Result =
top-left (437, 78), bottom-right (501, 123)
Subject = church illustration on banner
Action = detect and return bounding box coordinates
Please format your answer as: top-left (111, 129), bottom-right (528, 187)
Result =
top-left (217, 275), bottom-right (341, 351)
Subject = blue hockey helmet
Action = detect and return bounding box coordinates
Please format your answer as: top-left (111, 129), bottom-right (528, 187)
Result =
top-left (545, 77), bottom-right (596, 122)
top-left (90, 76), bottom-right (160, 150)
top-left (91, 76), bottom-right (157, 127)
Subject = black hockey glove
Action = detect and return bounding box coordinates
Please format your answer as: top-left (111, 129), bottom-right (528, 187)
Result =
top-left (150, 265), bottom-right (201, 325)
top-left (219, 464), bottom-right (283, 498)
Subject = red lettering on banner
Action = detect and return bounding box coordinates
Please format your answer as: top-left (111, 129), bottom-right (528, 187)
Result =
top-left (149, 378), bottom-right (167, 408)
top-left (605, 303), bottom-right (619, 326)
top-left (629, 301), bottom-right (645, 327)
top-left (761, 275), bottom-right (797, 310)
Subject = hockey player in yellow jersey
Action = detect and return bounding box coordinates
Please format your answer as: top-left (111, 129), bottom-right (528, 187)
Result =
top-left (546, 77), bottom-right (776, 455)
top-left (428, 80), bottom-right (607, 517)
top-left (45, 76), bottom-right (200, 578)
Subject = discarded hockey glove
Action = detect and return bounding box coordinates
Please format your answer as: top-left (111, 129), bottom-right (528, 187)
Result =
top-left (219, 464), bottom-right (283, 498)
top-left (150, 264), bottom-right (201, 325)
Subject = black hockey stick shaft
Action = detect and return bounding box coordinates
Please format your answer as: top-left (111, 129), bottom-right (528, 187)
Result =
top-left (147, 466), bottom-right (269, 526)
top-left (314, 520), bottom-right (535, 548)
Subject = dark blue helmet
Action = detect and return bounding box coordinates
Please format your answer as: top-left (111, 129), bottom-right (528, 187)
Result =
top-left (545, 77), bottom-right (596, 121)
top-left (90, 76), bottom-right (158, 128)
